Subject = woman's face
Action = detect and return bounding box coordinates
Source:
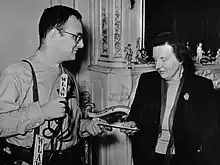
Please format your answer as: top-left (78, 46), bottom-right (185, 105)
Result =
top-left (153, 44), bottom-right (182, 80)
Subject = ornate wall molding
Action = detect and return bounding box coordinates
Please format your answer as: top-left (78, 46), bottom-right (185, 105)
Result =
top-left (108, 84), bottom-right (130, 104)
top-left (88, 64), bottom-right (155, 165)
top-left (100, 0), bottom-right (109, 58)
top-left (50, 0), bottom-right (62, 6)
top-left (113, 0), bottom-right (122, 58)
top-left (91, 0), bottom-right (142, 67)
top-left (50, 0), bottom-right (76, 8)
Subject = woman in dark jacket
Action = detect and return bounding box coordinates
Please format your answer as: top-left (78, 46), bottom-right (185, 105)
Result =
top-left (122, 32), bottom-right (219, 165)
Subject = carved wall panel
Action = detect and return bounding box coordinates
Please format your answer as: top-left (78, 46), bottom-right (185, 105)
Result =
top-left (100, 0), bottom-right (109, 58)
top-left (88, 65), bottom-right (155, 165)
top-left (113, 0), bottom-right (122, 58)
top-left (95, 0), bottom-right (143, 67)
top-left (87, 1), bottom-right (147, 165)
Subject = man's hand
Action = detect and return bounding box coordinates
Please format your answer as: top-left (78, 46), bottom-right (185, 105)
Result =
top-left (84, 118), bottom-right (112, 136)
top-left (41, 97), bottom-right (67, 121)
top-left (120, 121), bottom-right (139, 136)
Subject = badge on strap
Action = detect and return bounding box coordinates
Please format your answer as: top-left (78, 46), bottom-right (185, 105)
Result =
top-left (33, 134), bottom-right (44, 165)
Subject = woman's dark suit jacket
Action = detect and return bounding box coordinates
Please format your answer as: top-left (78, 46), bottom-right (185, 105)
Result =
top-left (127, 71), bottom-right (219, 165)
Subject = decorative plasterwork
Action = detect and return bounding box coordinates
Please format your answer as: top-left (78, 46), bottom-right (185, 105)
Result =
top-left (124, 43), bottom-right (133, 68)
top-left (94, 0), bottom-right (143, 66)
top-left (108, 84), bottom-right (130, 105)
top-left (80, 80), bottom-right (91, 92)
top-left (129, 0), bottom-right (136, 9)
top-left (100, 5), bottom-right (108, 57)
top-left (50, 0), bottom-right (76, 8)
top-left (195, 69), bottom-right (220, 89)
top-left (113, 2), bottom-right (122, 58)
top-left (50, 0), bottom-right (62, 6)
top-left (135, 37), bottom-right (141, 62)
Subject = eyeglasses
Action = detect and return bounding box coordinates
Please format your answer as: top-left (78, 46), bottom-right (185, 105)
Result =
top-left (63, 31), bottom-right (83, 43)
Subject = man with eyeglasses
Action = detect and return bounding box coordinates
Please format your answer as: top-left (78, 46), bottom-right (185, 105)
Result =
top-left (0, 5), bottom-right (109, 165)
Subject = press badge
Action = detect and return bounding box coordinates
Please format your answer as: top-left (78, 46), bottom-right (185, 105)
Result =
top-left (33, 134), bottom-right (44, 165)
top-left (59, 74), bottom-right (68, 98)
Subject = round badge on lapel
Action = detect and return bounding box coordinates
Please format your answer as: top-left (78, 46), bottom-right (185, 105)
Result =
top-left (184, 93), bottom-right (189, 100)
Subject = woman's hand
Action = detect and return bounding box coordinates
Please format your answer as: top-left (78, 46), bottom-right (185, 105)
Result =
top-left (120, 121), bottom-right (139, 136)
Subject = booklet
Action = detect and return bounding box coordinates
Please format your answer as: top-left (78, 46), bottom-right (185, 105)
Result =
top-left (98, 122), bottom-right (140, 131)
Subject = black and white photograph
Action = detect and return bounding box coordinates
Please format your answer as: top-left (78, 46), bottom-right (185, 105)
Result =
top-left (1, 0), bottom-right (220, 165)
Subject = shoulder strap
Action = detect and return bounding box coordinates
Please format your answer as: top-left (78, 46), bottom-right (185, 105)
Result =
top-left (22, 60), bottom-right (39, 102)
top-left (22, 60), bottom-right (40, 146)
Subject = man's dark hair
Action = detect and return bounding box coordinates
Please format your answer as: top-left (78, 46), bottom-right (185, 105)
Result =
top-left (153, 32), bottom-right (195, 73)
top-left (38, 5), bottom-right (82, 48)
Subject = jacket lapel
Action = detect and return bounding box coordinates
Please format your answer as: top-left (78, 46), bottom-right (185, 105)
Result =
top-left (173, 72), bottom-right (191, 128)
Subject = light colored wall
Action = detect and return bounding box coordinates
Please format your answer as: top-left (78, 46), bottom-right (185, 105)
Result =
top-left (75, 0), bottom-right (91, 89)
top-left (0, 0), bottom-right (93, 92)
top-left (0, 0), bottom-right (50, 72)
top-left (0, 0), bottom-right (91, 89)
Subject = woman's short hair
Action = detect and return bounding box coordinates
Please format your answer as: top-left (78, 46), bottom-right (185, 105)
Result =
top-left (153, 32), bottom-right (195, 73)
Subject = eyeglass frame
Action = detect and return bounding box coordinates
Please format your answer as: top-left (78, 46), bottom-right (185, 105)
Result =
top-left (56, 28), bottom-right (83, 44)
top-left (63, 31), bottom-right (83, 43)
